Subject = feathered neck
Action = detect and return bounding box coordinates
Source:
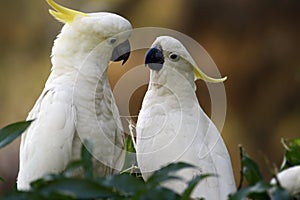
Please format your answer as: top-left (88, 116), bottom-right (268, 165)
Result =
top-left (45, 24), bottom-right (112, 89)
top-left (148, 65), bottom-right (195, 97)
top-left (50, 24), bottom-right (111, 72)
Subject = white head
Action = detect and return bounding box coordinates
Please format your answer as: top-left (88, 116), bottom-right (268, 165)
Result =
top-left (47, 0), bottom-right (132, 68)
top-left (145, 36), bottom-right (226, 87)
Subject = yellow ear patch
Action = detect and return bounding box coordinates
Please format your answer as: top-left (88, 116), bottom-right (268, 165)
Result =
top-left (46, 0), bottom-right (87, 23)
top-left (193, 66), bottom-right (227, 83)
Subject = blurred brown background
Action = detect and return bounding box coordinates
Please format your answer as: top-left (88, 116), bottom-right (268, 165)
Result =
top-left (0, 0), bottom-right (299, 195)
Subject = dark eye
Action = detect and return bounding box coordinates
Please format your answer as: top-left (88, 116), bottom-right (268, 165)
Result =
top-left (169, 53), bottom-right (179, 61)
top-left (108, 37), bottom-right (117, 45)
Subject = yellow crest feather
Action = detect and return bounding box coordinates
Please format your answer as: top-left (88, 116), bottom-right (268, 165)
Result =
top-left (46, 0), bottom-right (87, 23)
top-left (193, 66), bottom-right (227, 83)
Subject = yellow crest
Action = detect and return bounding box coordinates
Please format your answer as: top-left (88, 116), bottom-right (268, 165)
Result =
top-left (193, 66), bottom-right (227, 83)
top-left (46, 0), bottom-right (87, 23)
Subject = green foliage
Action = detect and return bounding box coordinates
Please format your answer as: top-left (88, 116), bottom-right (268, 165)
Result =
top-left (0, 120), bottom-right (33, 148)
top-left (0, 121), bottom-right (299, 199)
top-left (181, 174), bottom-right (214, 199)
top-left (230, 181), bottom-right (289, 200)
top-left (239, 146), bottom-right (263, 186)
top-left (2, 144), bottom-right (204, 200)
top-left (230, 146), bottom-right (271, 199)
top-left (280, 138), bottom-right (300, 170)
top-left (81, 140), bottom-right (94, 179)
top-left (228, 137), bottom-right (300, 199)
top-left (125, 133), bottom-right (136, 153)
top-left (0, 123), bottom-right (208, 199)
top-left (146, 162), bottom-right (193, 186)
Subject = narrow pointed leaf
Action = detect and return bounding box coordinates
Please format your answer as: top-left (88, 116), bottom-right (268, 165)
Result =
top-left (181, 174), bottom-right (215, 199)
top-left (147, 162), bottom-right (195, 186)
top-left (0, 120), bottom-right (33, 148)
top-left (135, 186), bottom-right (180, 200)
top-left (125, 134), bottom-right (136, 153)
top-left (100, 173), bottom-right (145, 194)
top-left (241, 148), bottom-right (263, 185)
top-left (2, 191), bottom-right (44, 200)
top-left (81, 140), bottom-right (93, 179)
top-left (33, 177), bottom-right (117, 199)
top-left (229, 181), bottom-right (271, 200)
top-left (62, 160), bottom-right (83, 177)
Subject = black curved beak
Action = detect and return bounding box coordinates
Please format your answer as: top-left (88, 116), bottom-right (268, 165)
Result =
top-left (144, 45), bottom-right (164, 71)
top-left (111, 40), bottom-right (131, 65)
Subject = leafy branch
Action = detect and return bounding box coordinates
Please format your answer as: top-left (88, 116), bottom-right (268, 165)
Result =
top-left (0, 121), bottom-right (299, 199)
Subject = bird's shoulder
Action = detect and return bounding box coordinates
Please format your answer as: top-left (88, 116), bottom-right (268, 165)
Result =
top-left (22, 87), bottom-right (76, 144)
top-left (19, 87), bottom-right (76, 173)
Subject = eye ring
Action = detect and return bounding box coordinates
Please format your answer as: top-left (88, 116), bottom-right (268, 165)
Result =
top-left (169, 53), bottom-right (180, 61)
top-left (108, 37), bottom-right (117, 45)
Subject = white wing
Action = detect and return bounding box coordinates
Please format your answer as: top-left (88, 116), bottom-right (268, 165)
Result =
top-left (137, 95), bottom-right (235, 200)
top-left (17, 87), bottom-right (76, 190)
top-left (72, 77), bottom-right (125, 174)
top-left (186, 105), bottom-right (236, 199)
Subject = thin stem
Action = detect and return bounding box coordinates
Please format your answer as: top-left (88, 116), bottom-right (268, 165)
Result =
top-left (237, 144), bottom-right (244, 190)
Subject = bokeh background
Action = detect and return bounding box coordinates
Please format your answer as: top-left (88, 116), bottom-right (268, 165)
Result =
top-left (0, 0), bottom-right (299, 195)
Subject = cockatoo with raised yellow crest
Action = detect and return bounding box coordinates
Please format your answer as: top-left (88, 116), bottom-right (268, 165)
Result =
top-left (136, 36), bottom-right (236, 199)
top-left (17, 0), bottom-right (132, 190)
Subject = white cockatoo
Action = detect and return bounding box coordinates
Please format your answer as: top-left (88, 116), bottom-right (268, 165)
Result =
top-left (17, 0), bottom-right (132, 190)
top-left (270, 166), bottom-right (300, 196)
top-left (136, 36), bottom-right (236, 199)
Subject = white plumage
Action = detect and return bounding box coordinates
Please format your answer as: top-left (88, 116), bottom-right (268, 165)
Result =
top-left (17, 0), bottom-right (132, 190)
top-left (136, 36), bottom-right (236, 199)
top-left (270, 166), bottom-right (300, 196)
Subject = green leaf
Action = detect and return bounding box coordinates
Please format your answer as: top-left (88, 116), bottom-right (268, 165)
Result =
top-left (293, 193), bottom-right (300, 200)
top-left (181, 174), bottom-right (214, 199)
top-left (2, 191), bottom-right (44, 200)
top-left (281, 138), bottom-right (300, 170)
top-left (270, 186), bottom-right (290, 200)
top-left (32, 176), bottom-right (118, 199)
top-left (147, 162), bottom-right (195, 187)
top-left (136, 186), bottom-right (180, 200)
top-left (41, 193), bottom-right (76, 200)
top-left (240, 147), bottom-right (263, 186)
top-left (0, 120), bottom-right (33, 148)
top-left (125, 134), bottom-right (136, 153)
top-left (229, 181), bottom-right (271, 200)
top-left (81, 140), bottom-right (93, 179)
top-left (123, 135), bottom-right (138, 174)
top-left (62, 160), bottom-right (83, 177)
top-left (100, 173), bottom-right (145, 195)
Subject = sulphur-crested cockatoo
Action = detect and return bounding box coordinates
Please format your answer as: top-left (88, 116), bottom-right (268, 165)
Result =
top-left (136, 36), bottom-right (236, 199)
top-left (270, 166), bottom-right (300, 196)
top-left (17, 0), bottom-right (132, 190)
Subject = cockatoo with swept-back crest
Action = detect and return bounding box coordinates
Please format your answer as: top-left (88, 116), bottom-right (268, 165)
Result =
top-left (136, 36), bottom-right (236, 199)
top-left (17, 0), bottom-right (132, 190)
